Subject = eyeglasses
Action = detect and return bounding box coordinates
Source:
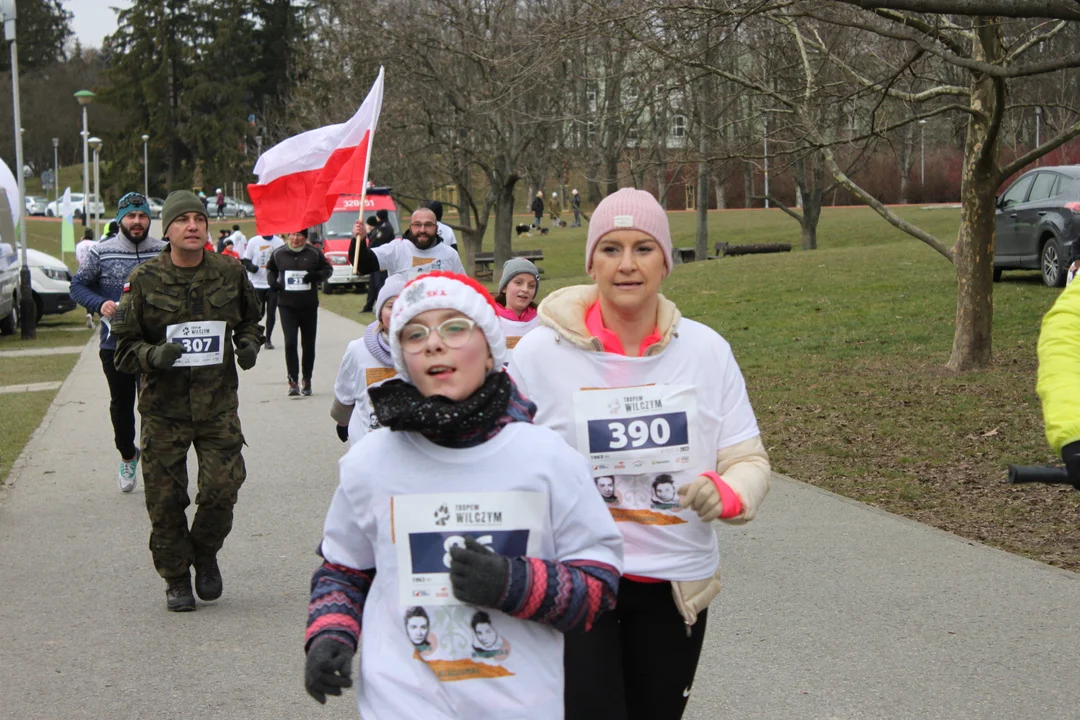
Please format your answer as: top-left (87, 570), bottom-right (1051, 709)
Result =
top-left (117, 192), bottom-right (147, 209)
top-left (399, 318), bottom-right (478, 354)
top-left (410, 221), bottom-right (438, 230)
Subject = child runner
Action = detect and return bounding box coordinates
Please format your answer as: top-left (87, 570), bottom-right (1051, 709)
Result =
top-left (508, 188), bottom-right (773, 720)
top-left (330, 273), bottom-right (408, 445)
top-left (494, 258), bottom-right (541, 353)
top-left (305, 271), bottom-right (624, 719)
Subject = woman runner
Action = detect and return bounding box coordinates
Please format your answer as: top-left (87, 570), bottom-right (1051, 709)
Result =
top-left (305, 271), bottom-right (624, 719)
top-left (508, 188), bottom-right (772, 720)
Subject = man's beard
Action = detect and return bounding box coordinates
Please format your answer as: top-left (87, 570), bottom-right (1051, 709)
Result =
top-left (410, 230), bottom-right (436, 250)
top-left (120, 222), bottom-right (147, 244)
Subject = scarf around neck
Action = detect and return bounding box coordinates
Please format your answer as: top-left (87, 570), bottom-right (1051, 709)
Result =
top-left (368, 371), bottom-right (535, 448)
top-left (363, 321), bottom-right (392, 366)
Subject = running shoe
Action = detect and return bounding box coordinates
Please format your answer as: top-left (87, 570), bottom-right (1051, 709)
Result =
top-left (288, 379), bottom-right (300, 397)
top-left (118, 448), bottom-right (140, 493)
top-left (301, 378), bottom-right (312, 396)
top-left (85, 313), bottom-right (95, 330)
top-left (265, 339), bottom-right (275, 350)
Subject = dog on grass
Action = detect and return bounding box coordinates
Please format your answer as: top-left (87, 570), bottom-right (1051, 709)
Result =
top-left (516, 224), bottom-right (548, 237)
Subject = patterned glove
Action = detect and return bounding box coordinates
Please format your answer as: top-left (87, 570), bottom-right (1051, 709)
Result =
top-left (304, 634), bottom-right (355, 704)
top-left (678, 475), bottom-right (724, 522)
top-left (148, 342), bottom-right (184, 370)
top-left (235, 341), bottom-right (259, 370)
top-left (336, 424), bottom-right (349, 443)
top-left (449, 536), bottom-right (510, 608)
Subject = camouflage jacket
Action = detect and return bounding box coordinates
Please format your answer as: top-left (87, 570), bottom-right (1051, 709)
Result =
top-left (112, 245), bottom-right (265, 421)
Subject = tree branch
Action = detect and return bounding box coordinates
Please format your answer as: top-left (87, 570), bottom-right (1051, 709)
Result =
top-left (822, 147), bottom-right (955, 262)
top-left (998, 118), bottom-right (1080, 183)
top-left (831, 0), bottom-right (1080, 21)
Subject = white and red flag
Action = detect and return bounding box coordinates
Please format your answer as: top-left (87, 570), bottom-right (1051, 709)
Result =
top-left (248, 67), bottom-right (384, 236)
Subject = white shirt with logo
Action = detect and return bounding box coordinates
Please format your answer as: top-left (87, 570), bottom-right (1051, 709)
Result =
top-left (498, 316), bottom-right (541, 356)
top-left (507, 319), bottom-right (760, 581)
top-left (373, 238), bottom-right (465, 276)
top-left (227, 230), bottom-right (247, 258)
top-left (242, 235), bottom-right (284, 289)
top-left (320, 423), bottom-right (623, 720)
top-left (332, 337), bottom-right (396, 445)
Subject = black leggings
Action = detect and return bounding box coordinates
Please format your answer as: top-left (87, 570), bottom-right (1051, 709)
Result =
top-left (564, 579), bottom-right (708, 720)
top-left (255, 287), bottom-right (278, 342)
top-left (99, 349), bottom-right (139, 460)
top-left (278, 305), bottom-right (318, 381)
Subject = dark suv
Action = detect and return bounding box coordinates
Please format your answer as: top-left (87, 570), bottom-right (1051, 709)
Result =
top-left (995, 166), bottom-right (1080, 286)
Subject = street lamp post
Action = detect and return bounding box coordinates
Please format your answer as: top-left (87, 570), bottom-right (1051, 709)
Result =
top-left (1, 0), bottom-right (34, 338)
top-left (75, 90), bottom-right (94, 228)
top-left (51, 137), bottom-right (58, 200)
top-left (141, 134), bottom-right (149, 197)
top-left (88, 136), bottom-right (101, 236)
top-left (919, 119), bottom-right (927, 187)
top-left (762, 115), bottom-right (770, 209)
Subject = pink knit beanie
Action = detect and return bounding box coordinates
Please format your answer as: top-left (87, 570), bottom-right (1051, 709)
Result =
top-left (585, 188), bottom-right (673, 276)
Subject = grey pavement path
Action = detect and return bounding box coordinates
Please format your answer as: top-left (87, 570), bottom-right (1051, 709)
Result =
top-left (0, 345), bottom-right (85, 357)
top-left (1, 307), bottom-right (1080, 719)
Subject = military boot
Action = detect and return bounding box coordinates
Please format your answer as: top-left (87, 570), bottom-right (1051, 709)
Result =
top-left (194, 555), bottom-right (223, 601)
top-left (166, 574), bottom-right (196, 612)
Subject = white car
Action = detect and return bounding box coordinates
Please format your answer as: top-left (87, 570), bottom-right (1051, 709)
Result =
top-left (24, 195), bottom-right (48, 216)
top-left (45, 193), bottom-right (105, 220)
top-left (148, 196), bottom-right (165, 219)
top-left (20, 248), bottom-right (76, 322)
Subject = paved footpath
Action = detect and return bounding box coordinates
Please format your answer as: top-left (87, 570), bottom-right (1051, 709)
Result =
top-left (2, 308), bottom-right (1080, 720)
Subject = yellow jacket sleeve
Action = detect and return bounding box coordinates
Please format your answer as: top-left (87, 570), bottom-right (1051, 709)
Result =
top-left (1036, 282), bottom-right (1080, 452)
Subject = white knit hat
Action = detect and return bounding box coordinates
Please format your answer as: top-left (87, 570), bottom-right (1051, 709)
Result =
top-left (388, 271), bottom-right (508, 382)
top-left (376, 272), bottom-right (409, 322)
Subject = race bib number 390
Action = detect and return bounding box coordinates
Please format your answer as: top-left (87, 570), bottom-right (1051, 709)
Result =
top-left (166, 320), bottom-right (227, 367)
top-left (573, 385), bottom-right (698, 476)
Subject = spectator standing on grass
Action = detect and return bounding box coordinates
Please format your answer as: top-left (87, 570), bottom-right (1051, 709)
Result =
top-left (69, 192), bottom-right (167, 494)
top-left (571, 189), bottom-right (582, 227)
top-left (551, 191), bottom-right (562, 227)
top-left (531, 191), bottom-right (544, 229)
top-left (509, 187), bottom-right (772, 720)
top-left (216, 188), bottom-right (226, 219)
top-left (216, 229), bottom-right (230, 253)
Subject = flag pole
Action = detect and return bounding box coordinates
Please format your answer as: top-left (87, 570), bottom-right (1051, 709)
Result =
top-left (353, 183), bottom-right (368, 277)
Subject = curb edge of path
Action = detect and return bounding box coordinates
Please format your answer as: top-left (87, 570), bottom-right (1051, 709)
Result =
top-left (0, 334), bottom-right (97, 507)
top-left (771, 470), bottom-right (1080, 582)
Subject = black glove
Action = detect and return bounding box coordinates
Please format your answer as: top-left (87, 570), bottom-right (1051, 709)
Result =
top-left (304, 635), bottom-right (355, 704)
top-left (448, 536), bottom-right (510, 608)
top-left (336, 424), bottom-right (349, 443)
top-left (235, 341), bottom-right (259, 370)
top-left (304, 271), bottom-right (319, 284)
top-left (149, 342), bottom-right (184, 370)
top-left (242, 258), bottom-right (258, 274)
top-left (1062, 441), bottom-right (1080, 489)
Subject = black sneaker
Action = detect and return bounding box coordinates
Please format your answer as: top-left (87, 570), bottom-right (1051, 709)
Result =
top-left (301, 378), bottom-right (312, 396)
top-left (193, 555), bottom-right (223, 601)
top-left (288, 379), bottom-right (300, 397)
top-left (165, 575), bottom-right (196, 612)
top-left (265, 339), bottom-right (275, 350)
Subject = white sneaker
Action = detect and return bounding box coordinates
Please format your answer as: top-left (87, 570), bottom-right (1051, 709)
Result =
top-left (86, 313), bottom-right (95, 330)
top-left (118, 449), bottom-right (140, 493)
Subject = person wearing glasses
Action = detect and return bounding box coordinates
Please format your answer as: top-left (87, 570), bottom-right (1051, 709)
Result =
top-left (304, 271), bottom-right (622, 718)
top-left (347, 207), bottom-right (465, 277)
top-left (70, 192), bottom-right (167, 493)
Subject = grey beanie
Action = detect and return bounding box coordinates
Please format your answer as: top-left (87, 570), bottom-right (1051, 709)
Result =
top-left (162, 191), bottom-right (207, 232)
top-left (498, 257), bottom-right (540, 294)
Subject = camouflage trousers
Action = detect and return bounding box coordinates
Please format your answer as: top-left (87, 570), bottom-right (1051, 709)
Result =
top-left (140, 413), bottom-right (246, 581)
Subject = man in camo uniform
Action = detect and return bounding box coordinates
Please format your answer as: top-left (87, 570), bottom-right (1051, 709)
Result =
top-left (112, 190), bottom-right (264, 612)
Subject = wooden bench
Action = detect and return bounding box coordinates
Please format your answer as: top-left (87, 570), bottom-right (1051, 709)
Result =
top-left (714, 242), bottom-right (792, 258)
top-left (474, 249), bottom-right (545, 279)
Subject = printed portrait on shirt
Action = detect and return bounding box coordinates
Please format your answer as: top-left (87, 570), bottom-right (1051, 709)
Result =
top-left (470, 611), bottom-right (511, 662)
top-left (594, 475), bottom-right (622, 505)
top-left (404, 606), bottom-right (438, 657)
top-left (650, 474), bottom-right (680, 510)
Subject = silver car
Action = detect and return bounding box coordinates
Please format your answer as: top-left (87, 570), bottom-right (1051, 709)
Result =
top-left (24, 195), bottom-right (48, 216)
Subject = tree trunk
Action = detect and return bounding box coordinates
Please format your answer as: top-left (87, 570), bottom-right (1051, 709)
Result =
top-left (743, 161), bottom-right (753, 208)
top-left (713, 173), bottom-right (725, 209)
top-left (695, 134), bottom-right (709, 260)
top-left (456, 181), bottom-right (479, 277)
top-left (493, 180), bottom-right (516, 271)
top-left (947, 22), bottom-right (1004, 372)
top-left (801, 196), bottom-right (820, 250)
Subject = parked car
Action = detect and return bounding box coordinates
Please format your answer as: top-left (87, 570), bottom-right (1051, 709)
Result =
top-left (19, 249), bottom-right (77, 322)
top-left (24, 195), bottom-right (48, 216)
top-left (45, 193), bottom-right (106, 220)
top-left (148, 196), bottom-right (165, 219)
top-left (994, 166), bottom-right (1080, 287)
top-left (313, 187), bottom-right (401, 293)
top-left (211, 196), bottom-right (255, 219)
top-left (0, 241), bottom-right (18, 334)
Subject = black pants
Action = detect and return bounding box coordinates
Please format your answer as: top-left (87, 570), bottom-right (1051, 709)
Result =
top-left (255, 287), bottom-right (278, 342)
top-left (364, 269), bottom-right (387, 312)
top-left (99, 349), bottom-right (139, 460)
top-left (278, 305), bottom-right (318, 381)
top-left (564, 579), bottom-right (709, 720)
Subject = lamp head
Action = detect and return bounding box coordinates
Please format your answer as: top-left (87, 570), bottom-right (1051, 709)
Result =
top-left (88, 136), bottom-right (102, 151)
top-left (74, 90), bottom-right (96, 107)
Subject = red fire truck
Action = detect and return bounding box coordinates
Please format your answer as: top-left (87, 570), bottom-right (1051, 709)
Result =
top-left (315, 187), bottom-right (401, 293)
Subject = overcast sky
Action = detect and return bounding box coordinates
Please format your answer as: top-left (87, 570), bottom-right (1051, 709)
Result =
top-left (66, 0), bottom-right (131, 50)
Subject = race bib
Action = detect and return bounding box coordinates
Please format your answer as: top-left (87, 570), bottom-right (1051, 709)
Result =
top-left (166, 321), bottom-right (227, 367)
top-left (284, 269), bottom-right (310, 291)
top-left (392, 492), bottom-right (545, 607)
top-left (573, 385), bottom-right (698, 476)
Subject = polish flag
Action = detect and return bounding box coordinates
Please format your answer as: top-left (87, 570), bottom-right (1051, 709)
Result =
top-left (248, 67), bottom-right (384, 236)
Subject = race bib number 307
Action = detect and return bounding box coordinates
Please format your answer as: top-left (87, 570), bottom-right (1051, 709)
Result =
top-left (166, 320), bottom-right (227, 367)
top-left (573, 385), bottom-right (698, 476)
